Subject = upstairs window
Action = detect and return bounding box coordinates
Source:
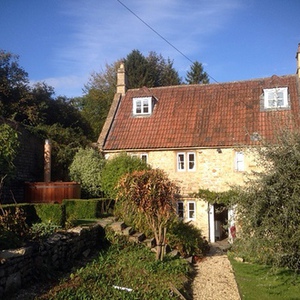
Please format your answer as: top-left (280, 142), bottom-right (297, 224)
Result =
top-left (263, 87), bottom-right (288, 109)
top-left (177, 152), bottom-right (196, 172)
top-left (188, 152), bottom-right (196, 171)
top-left (141, 153), bottom-right (148, 164)
top-left (177, 153), bottom-right (185, 171)
top-left (132, 153), bottom-right (148, 164)
top-left (133, 97), bottom-right (153, 115)
top-left (235, 151), bottom-right (245, 172)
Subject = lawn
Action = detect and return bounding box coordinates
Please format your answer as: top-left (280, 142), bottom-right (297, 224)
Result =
top-left (230, 257), bottom-right (300, 300)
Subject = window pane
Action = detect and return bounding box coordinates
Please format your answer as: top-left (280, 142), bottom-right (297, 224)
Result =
top-left (136, 100), bottom-right (141, 113)
top-left (188, 202), bottom-right (195, 219)
top-left (277, 91), bottom-right (284, 106)
top-left (143, 99), bottom-right (149, 113)
top-left (177, 202), bottom-right (184, 218)
top-left (178, 154), bottom-right (185, 170)
top-left (188, 153), bottom-right (195, 170)
top-left (236, 152), bottom-right (244, 171)
top-left (268, 91), bottom-right (276, 107)
top-left (141, 154), bottom-right (147, 163)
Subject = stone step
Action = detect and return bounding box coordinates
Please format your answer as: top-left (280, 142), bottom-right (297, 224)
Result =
top-left (128, 232), bottom-right (145, 243)
top-left (122, 226), bottom-right (135, 236)
top-left (97, 217), bottom-right (115, 228)
top-left (109, 221), bottom-right (126, 232)
top-left (143, 238), bottom-right (156, 248)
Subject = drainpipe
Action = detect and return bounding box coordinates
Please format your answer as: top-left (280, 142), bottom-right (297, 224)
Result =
top-left (44, 139), bottom-right (51, 183)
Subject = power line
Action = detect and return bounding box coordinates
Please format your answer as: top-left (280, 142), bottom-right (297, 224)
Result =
top-left (116, 0), bottom-right (219, 84)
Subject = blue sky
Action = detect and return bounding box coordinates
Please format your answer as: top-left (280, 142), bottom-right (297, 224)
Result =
top-left (1, 0), bottom-right (300, 98)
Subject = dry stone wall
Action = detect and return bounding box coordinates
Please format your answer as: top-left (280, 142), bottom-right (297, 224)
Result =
top-left (0, 224), bottom-right (105, 298)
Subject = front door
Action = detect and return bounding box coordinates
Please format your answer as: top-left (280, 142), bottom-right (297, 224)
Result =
top-left (209, 204), bottom-right (215, 243)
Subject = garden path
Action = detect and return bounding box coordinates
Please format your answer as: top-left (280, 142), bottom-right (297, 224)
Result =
top-left (192, 240), bottom-right (241, 300)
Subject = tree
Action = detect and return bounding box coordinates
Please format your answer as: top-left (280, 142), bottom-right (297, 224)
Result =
top-left (0, 123), bottom-right (19, 200)
top-left (125, 50), bottom-right (182, 89)
top-left (185, 61), bottom-right (209, 84)
top-left (125, 50), bottom-right (150, 89)
top-left (101, 153), bottom-right (150, 199)
top-left (33, 123), bottom-right (90, 181)
top-left (69, 147), bottom-right (106, 198)
top-left (117, 169), bottom-right (180, 260)
top-left (160, 58), bottom-right (181, 86)
top-left (75, 61), bottom-right (122, 140)
top-left (234, 129), bottom-right (300, 270)
top-left (0, 50), bottom-right (31, 120)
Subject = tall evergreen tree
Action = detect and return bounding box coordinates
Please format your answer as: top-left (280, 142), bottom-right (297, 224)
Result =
top-left (185, 61), bottom-right (209, 84)
top-left (125, 50), bottom-right (150, 89)
top-left (160, 58), bottom-right (181, 86)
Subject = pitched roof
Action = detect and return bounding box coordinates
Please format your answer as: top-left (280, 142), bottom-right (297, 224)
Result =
top-left (100, 75), bottom-right (300, 151)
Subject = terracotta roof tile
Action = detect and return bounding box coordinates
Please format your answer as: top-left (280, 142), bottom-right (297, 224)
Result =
top-left (102, 75), bottom-right (300, 150)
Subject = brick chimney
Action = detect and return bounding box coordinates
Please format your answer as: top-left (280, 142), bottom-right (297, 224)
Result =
top-left (116, 63), bottom-right (126, 95)
top-left (296, 43), bottom-right (300, 79)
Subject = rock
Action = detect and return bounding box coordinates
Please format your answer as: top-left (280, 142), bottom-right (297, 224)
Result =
top-left (185, 256), bottom-right (193, 263)
top-left (0, 246), bottom-right (32, 259)
top-left (234, 256), bottom-right (244, 263)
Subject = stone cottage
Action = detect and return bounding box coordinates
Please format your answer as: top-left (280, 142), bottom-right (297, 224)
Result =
top-left (98, 45), bottom-right (300, 242)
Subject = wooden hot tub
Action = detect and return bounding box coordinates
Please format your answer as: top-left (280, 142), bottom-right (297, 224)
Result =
top-left (24, 182), bottom-right (81, 204)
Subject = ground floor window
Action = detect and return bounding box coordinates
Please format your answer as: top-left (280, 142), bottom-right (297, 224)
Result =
top-left (177, 201), bottom-right (184, 218)
top-left (187, 201), bottom-right (196, 220)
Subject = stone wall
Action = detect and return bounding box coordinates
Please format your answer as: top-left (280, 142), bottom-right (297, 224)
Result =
top-left (0, 118), bottom-right (44, 203)
top-left (0, 224), bottom-right (105, 298)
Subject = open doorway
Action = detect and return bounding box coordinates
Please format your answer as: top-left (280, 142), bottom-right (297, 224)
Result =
top-left (209, 203), bottom-right (229, 242)
top-left (214, 204), bottom-right (228, 241)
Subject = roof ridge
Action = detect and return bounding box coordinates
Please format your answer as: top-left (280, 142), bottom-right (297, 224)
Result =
top-left (126, 74), bottom-right (297, 93)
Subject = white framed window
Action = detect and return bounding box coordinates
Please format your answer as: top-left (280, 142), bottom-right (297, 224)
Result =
top-left (133, 97), bottom-right (152, 115)
top-left (177, 153), bottom-right (185, 171)
top-left (263, 87), bottom-right (288, 109)
top-left (235, 151), bottom-right (244, 172)
top-left (188, 152), bottom-right (195, 171)
top-left (177, 152), bottom-right (196, 172)
top-left (177, 201), bottom-right (184, 219)
top-left (187, 201), bottom-right (196, 220)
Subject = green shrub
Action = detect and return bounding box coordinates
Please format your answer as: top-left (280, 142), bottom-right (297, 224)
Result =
top-left (63, 198), bottom-right (113, 222)
top-left (69, 147), bottom-right (106, 198)
top-left (167, 219), bottom-right (209, 257)
top-left (30, 222), bottom-right (60, 240)
top-left (34, 203), bottom-right (65, 227)
top-left (101, 152), bottom-right (150, 199)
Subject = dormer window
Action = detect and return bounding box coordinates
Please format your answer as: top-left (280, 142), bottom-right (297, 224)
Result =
top-left (263, 87), bottom-right (288, 109)
top-left (133, 97), bottom-right (154, 115)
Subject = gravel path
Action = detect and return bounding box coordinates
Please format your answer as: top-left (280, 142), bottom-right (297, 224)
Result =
top-left (192, 243), bottom-right (241, 300)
